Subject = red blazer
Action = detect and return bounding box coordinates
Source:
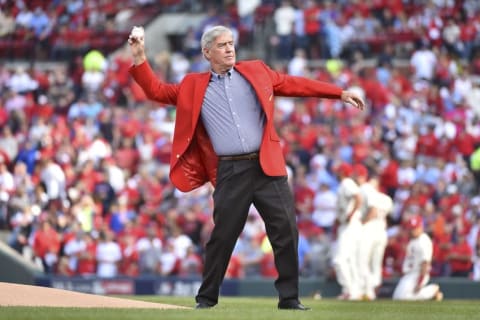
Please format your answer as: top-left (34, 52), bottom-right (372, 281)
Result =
top-left (130, 60), bottom-right (342, 192)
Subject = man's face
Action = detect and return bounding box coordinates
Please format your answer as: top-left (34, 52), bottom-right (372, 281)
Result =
top-left (203, 32), bottom-right (235, 73)
top-left (409, 226), bottom-right (422, 238)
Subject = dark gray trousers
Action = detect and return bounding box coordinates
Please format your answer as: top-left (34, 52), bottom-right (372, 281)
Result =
top-left (195, 158), bottom-right (299, 305)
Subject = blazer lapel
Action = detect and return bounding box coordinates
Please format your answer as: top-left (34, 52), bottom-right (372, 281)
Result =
top-left (191, 73), bottom-right (211, 132)
top-left (235, 63), bottom-right (273, 121)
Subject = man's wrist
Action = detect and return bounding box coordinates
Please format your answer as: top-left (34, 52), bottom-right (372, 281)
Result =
top-left (134, 55), bottom-right (147, 66)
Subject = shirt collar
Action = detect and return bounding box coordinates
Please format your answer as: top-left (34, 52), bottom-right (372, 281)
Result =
top-left (210, 68), bottom-right (234, 81)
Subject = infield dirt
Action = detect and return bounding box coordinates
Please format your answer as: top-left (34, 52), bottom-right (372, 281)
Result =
top-left (0, 282), bottom-right (187, 309)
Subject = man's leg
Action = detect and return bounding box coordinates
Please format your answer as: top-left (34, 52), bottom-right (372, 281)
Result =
top-left (416, 284), bottom-right (441, 300)
top-left (371, 229), bottom-right (388, 289)
top-left (358, 223), bottom-right (374, 299)
top-left (195, 160), bottom-right (256, 306)
top-left (392, 273), bottom-right (416, 300)
top-left (333, 224), bottom-right (353, 298)
top-left (252, 170), bottom-right (299, 304)
top-left (347, 220), bottom-right (362, 300)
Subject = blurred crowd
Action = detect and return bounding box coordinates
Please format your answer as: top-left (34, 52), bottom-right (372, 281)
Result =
top-left (0, 0), bottom-right (165, 60)
top-left (1, 0), bottom-right (480, 283)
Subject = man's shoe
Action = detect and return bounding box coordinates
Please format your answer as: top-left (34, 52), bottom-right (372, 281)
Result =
top-left (278, 301), bottom-right (310, 310)
top-left (195, 302), bottom-right (213, 309)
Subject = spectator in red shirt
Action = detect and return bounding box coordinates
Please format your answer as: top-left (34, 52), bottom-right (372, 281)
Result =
top-left (33, 219), bottom-right (61, 273)
top-left (260, 251), bottom-right (278, 278)
top-left (76, 232), bottom-right (97, 276)
top-left (378, 150), bottom-right (399, 198)
top-left (454, 129), bottom-right (477, 166)
top-left (361, 71), bottom-right (390, 113)
top-left (352, 135), bottom-right (371, 164)
top-left (432, 231), bottom-right (452, 277)
top-left (119, 233), bottom-right (139, 276)
top-left (178, 245), bottom-right (203, 276)
top-left (303, 0), bottom-right (322, 59)
top-left (225, 255), bottom-right (244, 279)
top-left (292, 166), bottom-right (315, 219)
top-left (447, 232), bottom-right (473, 277)
top-left (77, 159), bottom-right (99, 193)
top-left (459, 17), bottom-right (477, 60)
top-left (415, 124), bottom-right (439, 160)
top-left (70, 23), bottom-right (91, 57)
top-left (402, 182), bottom-right (430, 212)
top-left (388, 68), bottom-right (413, 97)
top-left (178, 208), bottom-right (204, 246)
top-left (114, 137), bottom-right (140, 173)
top-left (383, 230), bottom-right (408, 278)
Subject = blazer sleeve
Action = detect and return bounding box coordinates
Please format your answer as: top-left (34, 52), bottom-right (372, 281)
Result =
top-left (259, 61), bottom-right (343, 99)
top-left (129, 61), bottom-right (180, 106)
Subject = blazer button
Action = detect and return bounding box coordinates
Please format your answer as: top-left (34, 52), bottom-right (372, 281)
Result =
top-left (176, 154), bottom-right (180, 158)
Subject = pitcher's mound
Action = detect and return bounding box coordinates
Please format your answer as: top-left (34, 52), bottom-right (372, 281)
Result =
top-left (0, 282), bottom-right (188, 309)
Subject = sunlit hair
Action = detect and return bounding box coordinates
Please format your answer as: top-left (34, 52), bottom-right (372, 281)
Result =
top-left (201, 25), bottom-right (233, 51)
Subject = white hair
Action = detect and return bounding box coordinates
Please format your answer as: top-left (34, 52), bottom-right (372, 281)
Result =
top-left (200, 25), bottom-right (233, 51)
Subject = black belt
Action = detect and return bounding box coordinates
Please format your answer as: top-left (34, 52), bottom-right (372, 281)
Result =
top-left (218, 152), bottom-right (259, 161)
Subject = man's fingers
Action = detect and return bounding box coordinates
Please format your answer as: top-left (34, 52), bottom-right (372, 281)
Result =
top-left (128, 35), bottom-right (143, 43)
top-left (128, 35), bottom-right (144, 49)
top-left (128, 26), bottom-right (145, 45)
top-left (342, 91), bottom-right (365, 110)
top-left (350, 97), bottom-right (364, 110)
top-left (348, 97), bottom-right (359, 109)
top-left (349, 98), bottom-right (358, 108)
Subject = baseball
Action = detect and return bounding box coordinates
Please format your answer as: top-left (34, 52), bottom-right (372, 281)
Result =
top-left (131, 26), bottom-right (144, 38)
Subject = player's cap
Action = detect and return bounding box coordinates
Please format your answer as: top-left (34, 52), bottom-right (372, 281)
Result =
top-left (404, 215), bottom-right (423, 230)
top-left (335, 162), bottom-right (353, 176)
top-left (352, 164), bottom-right (368, 178)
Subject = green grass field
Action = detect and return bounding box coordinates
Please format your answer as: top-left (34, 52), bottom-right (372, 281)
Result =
top-left (1, 296), bottom-right (478, 320)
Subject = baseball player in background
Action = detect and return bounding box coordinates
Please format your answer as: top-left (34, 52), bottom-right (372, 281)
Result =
top-left (353, 164), bottom-right (393, 300)
top-left (333, 162), bottom-right (362, 300)
top-left (392, 215), bottom-right (443, 301)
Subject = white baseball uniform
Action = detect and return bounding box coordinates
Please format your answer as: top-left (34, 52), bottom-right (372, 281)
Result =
top-left (96, 240), bottom-right (122, 278)
top-left (473, 253), bottom-right (480, 281)
top-left (392, 232), bottom-right (440, 300)
top-left (333, 177), bottom-right (362, 299)
top-left (358, 184), bottom-right (393, 300)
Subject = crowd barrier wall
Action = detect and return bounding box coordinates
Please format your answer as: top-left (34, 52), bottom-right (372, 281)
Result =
top-left (33, 275), bottom-right (480, 299)
top-left (0, 241), bottom-right (43, 284)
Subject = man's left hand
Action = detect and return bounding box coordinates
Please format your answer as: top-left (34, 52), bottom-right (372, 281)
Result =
top-left (341, 91), bottom-right (365, 110)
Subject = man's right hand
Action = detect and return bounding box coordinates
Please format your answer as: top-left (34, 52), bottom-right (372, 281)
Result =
top-left (128, 26), bottom-right (147, 66)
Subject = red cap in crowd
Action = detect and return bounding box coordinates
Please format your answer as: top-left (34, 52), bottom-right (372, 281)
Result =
top-left (335, 162), bottom-right (353, 176)
top-left (353, 164), bottom-right (368, 178)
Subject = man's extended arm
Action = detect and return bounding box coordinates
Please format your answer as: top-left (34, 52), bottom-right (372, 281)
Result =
top-left (128, 26), bottom-right (179, 105)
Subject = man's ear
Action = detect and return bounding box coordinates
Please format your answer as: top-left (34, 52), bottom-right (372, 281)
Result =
top-left (203, 48), bottom-right (210, 61)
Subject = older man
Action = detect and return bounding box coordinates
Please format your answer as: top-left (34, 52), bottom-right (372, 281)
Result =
top-left (128, 25), bottom-right (364, 310)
